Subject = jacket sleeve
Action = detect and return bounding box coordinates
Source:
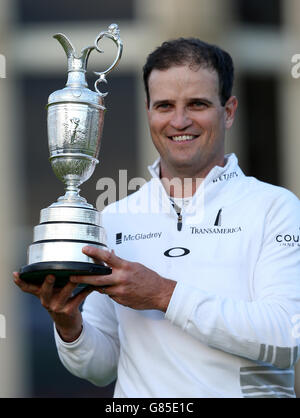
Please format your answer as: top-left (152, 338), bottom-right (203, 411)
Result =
top-left (165, 191), bottom-right (300, 369)
top-left (54, 291), bottom-right (119, 386)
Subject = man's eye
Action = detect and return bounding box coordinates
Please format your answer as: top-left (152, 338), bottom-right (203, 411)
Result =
top-left (190, 101), bottom-right (208, 109)
top-left (157, 103), bottom-right (171, 110)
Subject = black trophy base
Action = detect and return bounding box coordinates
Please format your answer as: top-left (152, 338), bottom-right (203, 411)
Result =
top-left (19, 261), bottom-right (112, 288)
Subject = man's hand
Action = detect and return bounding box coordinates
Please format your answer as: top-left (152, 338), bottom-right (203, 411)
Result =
top-left (13, 272), bottom-right (94, 342)
top-left (69, 246), bottom-right (176, 312)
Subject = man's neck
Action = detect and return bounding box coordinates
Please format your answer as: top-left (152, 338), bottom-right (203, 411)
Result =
top-left (160, 176), bottom-right (203, 198)
top-left (159, 157), bottom-right (225, 198)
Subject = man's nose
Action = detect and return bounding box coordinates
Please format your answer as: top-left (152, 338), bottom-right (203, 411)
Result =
top-left (169, 109), bottom-right (192, 130)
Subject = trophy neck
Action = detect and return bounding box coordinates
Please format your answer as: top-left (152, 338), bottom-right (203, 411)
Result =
top-left (66, 69), bottom-right (88, 88)
top-left (52, 186), bottom-right (93, 209)
top-left (48, 153), bottom-right (98, 209)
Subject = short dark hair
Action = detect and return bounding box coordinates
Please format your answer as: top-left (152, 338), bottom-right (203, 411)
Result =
top-left (143, 38), bottom-right (234, 107)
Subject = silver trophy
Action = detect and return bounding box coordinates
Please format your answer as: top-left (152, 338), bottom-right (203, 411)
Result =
top-left (19, 24), bottom-right (123, 287)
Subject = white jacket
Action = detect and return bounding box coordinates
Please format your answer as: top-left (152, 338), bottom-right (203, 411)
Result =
top-left (55, 154), bottom-right (300, 398)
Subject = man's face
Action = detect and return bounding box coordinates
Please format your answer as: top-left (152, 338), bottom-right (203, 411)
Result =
top-left (146, 65), bottom-right (238, 179)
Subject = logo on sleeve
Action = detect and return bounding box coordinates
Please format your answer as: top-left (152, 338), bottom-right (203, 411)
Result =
top-left (276, 230), bottom-right (300, 247)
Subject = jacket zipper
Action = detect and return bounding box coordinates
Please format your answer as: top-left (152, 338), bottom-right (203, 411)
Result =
top-left (177, 212), bottom-right (183, 231)
top-left (172, 201), bottom-right (183, 231)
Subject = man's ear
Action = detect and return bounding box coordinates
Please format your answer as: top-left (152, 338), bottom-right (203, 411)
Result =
top-left (224, 96), bottom-right (238, 129)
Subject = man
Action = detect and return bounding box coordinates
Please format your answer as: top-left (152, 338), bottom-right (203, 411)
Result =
top-left (14, 38), bottom-right (300, 398)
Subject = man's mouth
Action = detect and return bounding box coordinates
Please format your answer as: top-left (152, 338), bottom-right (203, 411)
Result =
top-left (168, 135), bottom-right (198, 142)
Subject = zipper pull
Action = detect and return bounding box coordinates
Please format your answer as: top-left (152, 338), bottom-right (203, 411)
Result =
top-left (177, 213), bottom-right (183, 231)
top-left (172, 201), bottom-right (183, 231)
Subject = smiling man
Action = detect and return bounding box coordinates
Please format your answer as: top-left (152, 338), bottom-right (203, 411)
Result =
top-left (146, 64), bottom-right (237, 182)
top-left (14, 38), bottom-right (300, 398)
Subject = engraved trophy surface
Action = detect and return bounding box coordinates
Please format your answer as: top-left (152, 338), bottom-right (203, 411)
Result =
top-left (19, 25), bottom-right (123, 287)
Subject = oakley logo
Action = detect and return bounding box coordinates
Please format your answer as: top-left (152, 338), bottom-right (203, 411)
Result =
top-left (164, 247), bottom-right (190, 258)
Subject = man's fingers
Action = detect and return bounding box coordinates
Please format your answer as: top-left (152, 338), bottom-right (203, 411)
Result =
top-left (40, 275), bottom-right (57, 309)
top-left (82, 246), bottom-right (124, 268)
top-left (68, 285), bottom-right (95, 309)
top-left (69, 274), bottom-right (113, 287)
top-left (14, 271), bottom-right (94, 309)
top-left (13, 273), bottom-right (41, 296)
top-left (45, 279), bottom-right (79, 311)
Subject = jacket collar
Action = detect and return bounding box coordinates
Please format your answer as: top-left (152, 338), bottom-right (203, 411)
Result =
top-left (148, 153), bottom-right (243, 187)
top-left (147, 154), bottom-right (245, 217)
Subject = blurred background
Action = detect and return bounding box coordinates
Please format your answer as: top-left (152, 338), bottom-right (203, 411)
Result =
top-left (0, 0), bottom-right (300, 397)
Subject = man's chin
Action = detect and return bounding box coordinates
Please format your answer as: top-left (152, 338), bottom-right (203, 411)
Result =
top-left (166, 158), bottom-right (202, 176)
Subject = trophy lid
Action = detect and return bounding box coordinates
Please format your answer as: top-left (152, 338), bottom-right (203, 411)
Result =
top-left (48, 24), bottom-right (123, 107)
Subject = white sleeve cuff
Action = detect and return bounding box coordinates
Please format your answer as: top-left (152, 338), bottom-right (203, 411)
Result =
top-left (165, 282), bottom-right (200, 330)
top-left (54, 320), bottom-right (90, 351)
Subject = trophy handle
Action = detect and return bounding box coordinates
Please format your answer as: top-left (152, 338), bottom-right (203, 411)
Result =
top-left (93, 24), bottom-right (123, 96)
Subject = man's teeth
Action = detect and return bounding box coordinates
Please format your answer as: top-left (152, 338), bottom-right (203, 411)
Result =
top-left (171, 135), bottom-right (196, 142)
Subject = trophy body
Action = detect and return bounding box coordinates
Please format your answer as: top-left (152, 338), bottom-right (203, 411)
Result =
top-left (19, 25), bottom-right (123, 287)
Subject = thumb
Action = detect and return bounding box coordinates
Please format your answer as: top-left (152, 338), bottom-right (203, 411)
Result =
top-left (82, 246), bottom-right (124, 268)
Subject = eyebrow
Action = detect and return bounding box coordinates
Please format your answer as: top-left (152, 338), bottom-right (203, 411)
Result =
top-left (152, 97), bottom-right (214, 107)
top-left (152, 100), bottom-right (172, 108)
top-left (189, 97), bottom-right (214, 105)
